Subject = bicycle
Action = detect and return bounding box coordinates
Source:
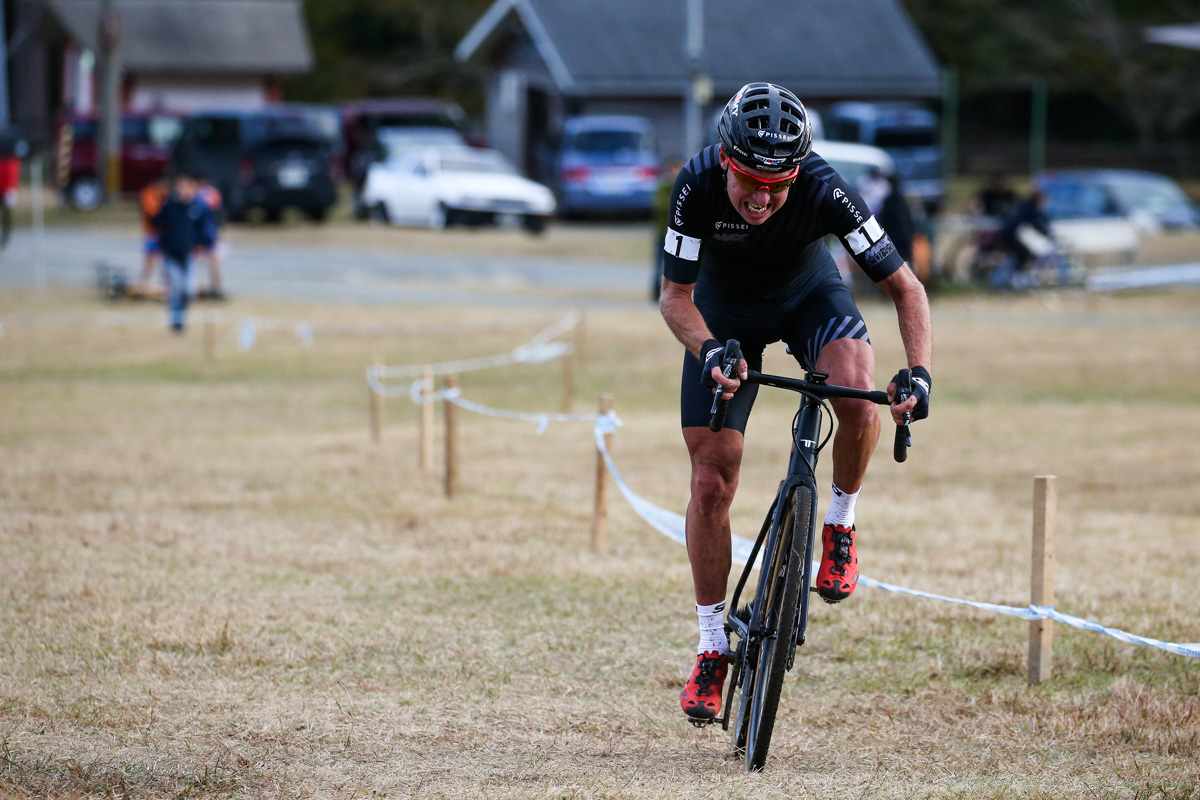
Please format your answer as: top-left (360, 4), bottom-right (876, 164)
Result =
top-left (698, 339), bottom-right (913, 771)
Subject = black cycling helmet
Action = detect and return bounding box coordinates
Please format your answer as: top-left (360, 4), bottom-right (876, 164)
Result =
top-left (717, 82), bottom-right (813, 173)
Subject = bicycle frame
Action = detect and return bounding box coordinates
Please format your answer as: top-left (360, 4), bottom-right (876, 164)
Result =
top-left (715, 367), bottom-right (898, 742)
top-left (702, 341), bottom-right (911, 770)
top-left (723, 371), bottom-right (845, 674)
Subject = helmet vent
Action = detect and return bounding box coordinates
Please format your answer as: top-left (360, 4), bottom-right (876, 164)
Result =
top-left (780, 101), bottom-right (802, 119)
top-left (743, 98), bottom-right (771, 114)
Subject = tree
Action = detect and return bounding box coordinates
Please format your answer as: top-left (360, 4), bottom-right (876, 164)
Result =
top-left (904, 0), bottom-right (1200, 147)
top-left (287, 0), bottom-right (493, 107)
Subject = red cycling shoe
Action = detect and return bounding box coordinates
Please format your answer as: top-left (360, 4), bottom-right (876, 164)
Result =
top-left (816, 523), bottom-right (859, 603)
top-left (680, 650), bottom-right (729, 721)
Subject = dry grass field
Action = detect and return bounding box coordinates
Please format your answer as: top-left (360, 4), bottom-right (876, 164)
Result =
top-left (2, 286), bottom-right (1199, 799)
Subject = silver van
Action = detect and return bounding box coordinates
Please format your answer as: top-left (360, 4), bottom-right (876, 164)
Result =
top-left (824, 102), bottom-right (942, 211)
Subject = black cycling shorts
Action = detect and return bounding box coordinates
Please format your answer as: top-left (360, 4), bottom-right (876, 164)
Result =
top-left (680, 278), bottom-right (871, 433)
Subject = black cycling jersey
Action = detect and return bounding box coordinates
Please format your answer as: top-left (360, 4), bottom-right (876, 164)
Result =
top-left (662, 144), bottom-right (905, 307)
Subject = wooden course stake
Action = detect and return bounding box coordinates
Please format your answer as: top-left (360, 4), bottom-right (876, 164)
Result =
top-left (560, 345), bottom-right (574, 413)
top-left (203, 313), bottom-right (217, 361)
top-left (419, 366), bottom-right (434, 473)
top-left (1028, 474), bottom-right (1057, 685)
top-left (443, 375), bottom-right (459, 497)
top-left (591, 394), bottom-right (614, 554)
top-left (559, 310), bottom-right (584, 413)
top-left (369, 357), bottom-right (383, 443)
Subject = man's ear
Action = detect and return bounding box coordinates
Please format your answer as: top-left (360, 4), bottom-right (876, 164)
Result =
top-left (717, 145), bottom-right (728, 169)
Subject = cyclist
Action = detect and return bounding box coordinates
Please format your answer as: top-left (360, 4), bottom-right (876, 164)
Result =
top-left (660, 83), bottom-right (932, 722)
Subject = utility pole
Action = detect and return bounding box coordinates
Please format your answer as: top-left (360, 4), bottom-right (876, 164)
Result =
top-left (1029, 79), bottom-right (1048, 178)
top-left (683, 0), bottom-right (712, 158)
top-left (97, 0), bottom-right (122, 201)
top-left (0, 0), bottom-right (11, 126)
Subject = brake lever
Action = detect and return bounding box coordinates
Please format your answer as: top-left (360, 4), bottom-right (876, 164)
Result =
top-left (709, 339), bottom-right (742, 433)
top-left (893, 368), bottom-right (912, 463)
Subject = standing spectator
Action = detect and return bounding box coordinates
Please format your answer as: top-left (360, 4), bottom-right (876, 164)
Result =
top-left (0, 153), bottom-right (20, 250)
top-left (193, 175), bottom-right (225, 299)
top-left (876, 173), bottom-right (915, 264)
top-left (152, 174), bottom-right (213, 333)
top-left (856, 166), bottom-right (890, 216)
top-left (135, 177), bottom-right (168, 296)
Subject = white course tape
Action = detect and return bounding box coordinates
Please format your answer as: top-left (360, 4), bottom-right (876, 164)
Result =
top-left (592, 417), bottom-right (762, 569)
top-left (239, 319), bottom-right (257, 351)
top-left (375, 312), bottom-right (580, 381)
top-left (447, 389), bottom-right (612, 435)
top-left (589, 419), bottom-right (1200, 659)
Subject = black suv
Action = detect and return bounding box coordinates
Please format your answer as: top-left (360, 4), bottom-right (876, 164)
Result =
top-left (172, 106), bottom-right (342, 222)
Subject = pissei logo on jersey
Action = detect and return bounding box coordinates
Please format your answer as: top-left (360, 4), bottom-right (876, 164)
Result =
top-left (674, 184), bottom-right (691, 227)
top-left (833, 187), bottom-right (863, 224)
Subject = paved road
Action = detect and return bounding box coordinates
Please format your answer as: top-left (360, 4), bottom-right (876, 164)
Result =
top-left (0, 227), bottom-right (656, 309)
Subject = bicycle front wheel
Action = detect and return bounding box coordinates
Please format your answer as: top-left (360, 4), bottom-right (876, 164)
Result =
top-left (742, 485), bottom-right (810, 771)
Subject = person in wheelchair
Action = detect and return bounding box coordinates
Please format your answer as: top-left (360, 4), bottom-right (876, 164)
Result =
top-left (993, 189), bottom-right (1057, 290)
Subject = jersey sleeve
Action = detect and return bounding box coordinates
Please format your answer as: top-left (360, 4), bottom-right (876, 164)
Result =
top-left (661, 165), bottom-right (707, 286)
top-left (821, 171), bottom-right (906, 283)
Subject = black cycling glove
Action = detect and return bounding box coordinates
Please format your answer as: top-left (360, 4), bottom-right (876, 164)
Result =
top-left (894, 365), bottom-right (931, 421)
top-left (699, 338), bottom-right (726, 391)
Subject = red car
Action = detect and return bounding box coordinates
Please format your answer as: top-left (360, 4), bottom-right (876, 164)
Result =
top-left (56, 113), bottom-right (183, 210)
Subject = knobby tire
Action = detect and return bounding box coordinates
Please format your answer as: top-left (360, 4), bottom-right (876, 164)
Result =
top-left (734, 486), bottom-right (810, 771)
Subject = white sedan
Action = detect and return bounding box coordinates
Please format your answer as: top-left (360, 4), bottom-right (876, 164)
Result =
top-left (362, 145), bottom-right (556, 233)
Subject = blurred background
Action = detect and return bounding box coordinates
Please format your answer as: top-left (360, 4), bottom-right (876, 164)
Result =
top-left (2, 0), bottom-right (1200, 292)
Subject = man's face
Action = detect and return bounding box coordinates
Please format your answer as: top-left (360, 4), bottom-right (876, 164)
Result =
top-left (719, 146), bottom-right (796, 225)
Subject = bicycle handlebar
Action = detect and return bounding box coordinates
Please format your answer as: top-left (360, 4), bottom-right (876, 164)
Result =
top-left (708, 339), bottom-right (742, 433)
top-left (707, 340), bottom-right (913, 462)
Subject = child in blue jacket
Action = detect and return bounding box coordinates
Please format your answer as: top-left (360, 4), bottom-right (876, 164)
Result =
top-left (152, 173), bottom-right (214, 332)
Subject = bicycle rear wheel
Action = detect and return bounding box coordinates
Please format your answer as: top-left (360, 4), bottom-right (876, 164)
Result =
top-left (736, 485), bottom-right (810, 771)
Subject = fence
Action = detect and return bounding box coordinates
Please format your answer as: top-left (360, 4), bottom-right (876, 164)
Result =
top-left (367, 360), bottom-right (1200, 684)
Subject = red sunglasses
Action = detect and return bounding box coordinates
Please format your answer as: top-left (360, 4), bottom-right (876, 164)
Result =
top-left (727, 158), bottom-right (799, 194)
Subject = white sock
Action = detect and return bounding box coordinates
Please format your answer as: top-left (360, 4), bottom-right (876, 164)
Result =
top-left (824, 482), bottom-right (860, 528)
top-left (696, 601), bottom-right (729, 656)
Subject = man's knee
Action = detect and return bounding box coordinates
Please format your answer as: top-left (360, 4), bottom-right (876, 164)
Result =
top-left (690, 462), bottom-right (738, 518)
top-left (831, 397), bottom-right (879, 434)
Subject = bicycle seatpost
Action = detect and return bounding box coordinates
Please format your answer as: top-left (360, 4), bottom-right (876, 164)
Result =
top-left (708, 339), bottom-right (742, 433)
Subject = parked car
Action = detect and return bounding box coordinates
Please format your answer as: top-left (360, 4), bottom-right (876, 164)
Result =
top-left (171, 106), bottom-right (341, 222)
top-left (56, 113), bottom-right (182, 210)
top-left (1036, 169), bottom-right (1200, 235)
top-left (350, 126), bottom-right (467, 219)
top-left (340, 98), bottom-right (475, 215)
top-left (824, 101), bottom-right (942, 211)
top-left (361, 144), bottom-right (555, 233)
top-left (557, 115), bottom-right (659, 218)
